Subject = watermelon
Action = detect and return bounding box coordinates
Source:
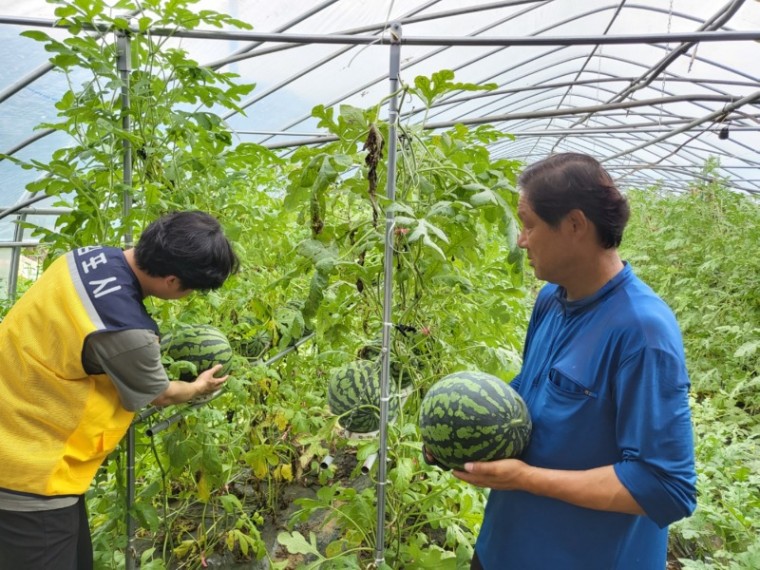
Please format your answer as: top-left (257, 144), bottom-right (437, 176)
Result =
top-left (231, 327), bottom-right (272, 359)
top-left (357, 338), bottom-right (419, 389)
top-left (419, 371), bottom-right (531, 471)
top-left (160, 324), bottom-right (234, 381)
top-left (327, 360), bottom-right (399, 433)
top-left (275, 300), bottom-right (306, 347)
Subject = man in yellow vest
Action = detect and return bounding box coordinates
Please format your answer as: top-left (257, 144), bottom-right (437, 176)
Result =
top-left (0, 211), bottom-right (240, 569)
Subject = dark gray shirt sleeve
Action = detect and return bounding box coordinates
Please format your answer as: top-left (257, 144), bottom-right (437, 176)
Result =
top-left (83, 329), bottom-right (170, 412)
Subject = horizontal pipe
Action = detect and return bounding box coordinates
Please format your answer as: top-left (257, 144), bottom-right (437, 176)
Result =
top-left (144, 418), bottom-right (172, 438)
top-left (0, 193), bottom-right (50, 222)
top-left (261, 93), bottom-right (754, 150)
top-left (133, 406), bottom-right (159, 424)
top-left (237, 120), bottom-right (760, 142)
top-left (0, 9), bottom-right (142, 107)
top-left (425, 94), bottom-right (751, 130)
top-left (601, 89), bottom-right (760, 163)
top-left (512, 125), bottom-right (760, 136)
top-left (0, 242), bottom-right (42, 248)
top-left (403, 76), bottom-right (760, 118)
top-left (261, 332), bottom-right (316, 366)
top-left (361, 453), bottom-right (378, 474)
top-left (320, 455), bottom-right (335, 470)
top-left (233, 130), bottom-right (331, 138)
top-left (0, 207), bottom-right (72, 216)
top-left (0, 128), bottom-right (55, 160)
top-left (206, 0), bottom-right (544, 70)
top-left (0, 16), bottom-right (757, 47)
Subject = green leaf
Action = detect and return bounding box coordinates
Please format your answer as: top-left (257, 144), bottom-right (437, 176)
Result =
top-left (405, 544), bottom-right (458, 569)
top-left (132, 501), bottom-right (160, 532)
top-left (20, 30), bottom-right (53, 42)
top-left (137, 16), bottom-right (153, 32)
top-left (413, 219), bottom-right (449, 243)
top-left (52, 4), bottom-right (78, 18)
top-left (431, 272), bottom-right (473, 292)
top-left (411, 69), bottom-right (498, 107)
top-left (50, 54), bottom-right (82, 69)
top-left (394, 215), bottom-right (417, 227)
top-left (469, 188), bottom-right (500, 207)
top-left (339, 104), bottom-right (366, 127)
top-left (219, 493), bottom-right (244, 514)
top-left (313, 104), bottom-right (337, 132)
top-left (734, 340), bottom-right (759, 358)
top-left (277, 531), bottom-right (322, 557)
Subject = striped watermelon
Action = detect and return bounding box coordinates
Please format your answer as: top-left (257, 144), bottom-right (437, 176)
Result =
top-left (419, 371), bottom-right (531, 471)
top-left (230, 325), bottom-right (272, 360)
top-left (357, 340), bottom-right (413, 388)
top-left (160, 324), bottom-right (234, 381)
top-left (327, 360), bottom-right (399, 433)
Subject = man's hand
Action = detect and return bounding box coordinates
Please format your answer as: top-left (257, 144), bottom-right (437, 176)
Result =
top-left (452, 458), bottom-right (529, 489)
top-left (454, 460), bottom-right (645, 516)
top-left (192, 364), bottom-right (228, 399)
top-left (151, 364), bottom-right (229, 406)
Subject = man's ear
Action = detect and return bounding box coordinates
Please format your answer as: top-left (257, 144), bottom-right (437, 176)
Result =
top-left (165, 275), bottom-right (181, 289)
top-left (566, 209), bottom-right (590, 236)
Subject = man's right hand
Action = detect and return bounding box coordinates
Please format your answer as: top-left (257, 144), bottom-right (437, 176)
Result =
top-left (151, 364), bottom-right (229, 406)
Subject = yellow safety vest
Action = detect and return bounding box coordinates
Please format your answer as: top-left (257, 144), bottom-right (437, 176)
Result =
top-left (0, 246), bottom-right (157, 496)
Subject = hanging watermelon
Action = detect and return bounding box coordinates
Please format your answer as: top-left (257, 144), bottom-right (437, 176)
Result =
top-left (327, 360), bottom-right (399, 433)
top-left (160, 324), bottom-right (234, 382)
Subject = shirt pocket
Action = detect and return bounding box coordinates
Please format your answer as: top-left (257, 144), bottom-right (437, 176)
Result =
top-left (546, 367), bottom-right (598, 400)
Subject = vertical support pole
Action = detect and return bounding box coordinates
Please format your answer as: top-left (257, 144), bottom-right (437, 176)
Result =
top-left (119, 30), bottom-right (133, 246)
top-left (117, 29), bottom-right (137, 570)
top-left (375, 21), bottom-right (402, 568)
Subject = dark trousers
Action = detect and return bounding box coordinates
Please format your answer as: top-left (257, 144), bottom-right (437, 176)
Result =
top-left (471, 550), bottom-right (484, 570)
top-left (0, 496), bottom-right (93, 570)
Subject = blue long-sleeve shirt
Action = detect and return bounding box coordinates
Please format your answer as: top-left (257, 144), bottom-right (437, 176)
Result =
top-left (476, 263), bottom-right (696, 569)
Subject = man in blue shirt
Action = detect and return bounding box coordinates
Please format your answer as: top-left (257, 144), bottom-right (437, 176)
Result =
top-left (453, 153), bottom-right (697, 569)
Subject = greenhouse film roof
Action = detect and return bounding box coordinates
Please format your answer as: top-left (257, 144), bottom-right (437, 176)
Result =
top-left (1, 0), bottom-right (759, 238)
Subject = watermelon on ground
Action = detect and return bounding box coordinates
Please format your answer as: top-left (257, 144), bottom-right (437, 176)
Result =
top-left (419, 370), bottom-right (531, 471)
top-left (160, 324), bottom-right (234, 382)
top-left (327, 360), bottom-right (399, 433)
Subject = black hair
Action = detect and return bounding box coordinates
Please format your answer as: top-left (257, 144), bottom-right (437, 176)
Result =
top-left (134, 211), bottom-right (240, 290)
top-left (518, 153), bottom-right (630, 248)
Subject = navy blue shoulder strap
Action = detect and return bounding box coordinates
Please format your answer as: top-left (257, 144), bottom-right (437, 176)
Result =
top-left (71, 246), bottom-right (159, 334)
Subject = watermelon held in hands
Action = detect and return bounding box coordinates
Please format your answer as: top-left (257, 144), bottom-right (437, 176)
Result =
top-left (327, 360), bottom-right (399, 433)
top-left (419, 370), bottom-right (532, 471)
top-left (160, 324), bottom-right (234, 382)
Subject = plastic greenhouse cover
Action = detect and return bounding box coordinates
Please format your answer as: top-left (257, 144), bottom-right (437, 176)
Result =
top-left (1, 0), bottom-right (759, 224)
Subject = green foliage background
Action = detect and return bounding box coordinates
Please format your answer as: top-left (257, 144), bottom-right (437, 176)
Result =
top-left (621, 167), bottom-right (760, 570)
